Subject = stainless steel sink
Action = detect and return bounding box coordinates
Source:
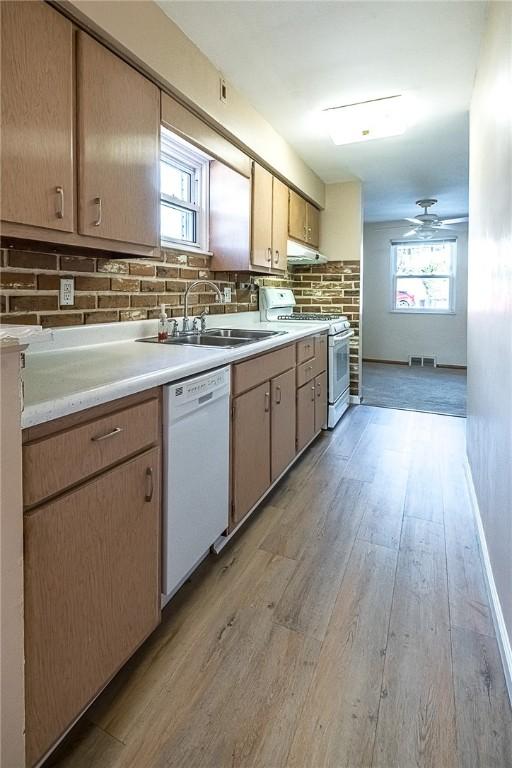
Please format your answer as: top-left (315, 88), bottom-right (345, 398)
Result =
top-left (137, 328), bottom-right (286, 349)
top-left (138, 335), bottom-right (250, 348)
top-left (205, 328), bottom-right (282, 339)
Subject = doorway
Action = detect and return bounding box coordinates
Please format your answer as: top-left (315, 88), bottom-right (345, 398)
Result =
top-left (361, 226), bottom-right (468, 417)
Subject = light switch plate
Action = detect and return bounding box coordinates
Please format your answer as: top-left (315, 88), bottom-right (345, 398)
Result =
top-left (60, 277), bottom-right (74, 306)
top-left (223, 287), bottom-right (232, 303)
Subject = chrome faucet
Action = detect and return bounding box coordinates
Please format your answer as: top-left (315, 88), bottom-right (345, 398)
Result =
top-left (182, 281), bottom-right (223, 333)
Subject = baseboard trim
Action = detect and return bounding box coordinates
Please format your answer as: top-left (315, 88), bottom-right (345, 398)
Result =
top-left (362, 357), bottom-right (467, 370)
top-left (363, 357), bottom-right (408, 365)
top-left (464, 458), bottom-right (512, 705)
top-left (349, 395), bottom-right (361, 404)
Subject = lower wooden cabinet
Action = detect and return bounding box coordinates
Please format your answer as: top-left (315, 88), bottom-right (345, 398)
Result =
top-left (315, 371), bottom-right (328, 432)
top-left (297, 380), bottom-right (316, 453)
top-left (24, 448), bottom-right (161, 766)
top-left (232, 381), bottom-right (271, 526)
top-left (271, 368), bottom-right (296, 482)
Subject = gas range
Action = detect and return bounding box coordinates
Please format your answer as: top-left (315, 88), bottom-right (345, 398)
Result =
top-left (260, 288), bottom-right (351, 336)
top-left (259, 287), bottom-right (353, 429)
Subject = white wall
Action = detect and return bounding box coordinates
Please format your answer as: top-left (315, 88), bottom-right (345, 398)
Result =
top-left (320, 181), bottom-right (363, 261)
top-left (466, 1), bottom-right (512, 689)
top-left (66, 0), bottom-right (325, 207)
top-left (362, 222), bottom-right (468, 366)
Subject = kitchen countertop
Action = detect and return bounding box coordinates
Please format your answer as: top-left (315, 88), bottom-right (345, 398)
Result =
top-left (22, 312), bottom-right (331, 428)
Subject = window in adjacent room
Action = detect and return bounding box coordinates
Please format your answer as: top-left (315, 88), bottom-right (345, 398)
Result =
top-left (160, 126), bottom-right (210, 251)
top-left (390, 239), bottom-right (457, 313)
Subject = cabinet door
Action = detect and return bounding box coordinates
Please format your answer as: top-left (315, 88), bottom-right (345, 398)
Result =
top-left (296, 381), bottom-right (316, 453)
top-left (209, 160), bottom-right (251, 271)
top-left (313, 333), bottom-right (328, 375)
top-left (1, 1), bottom-right (74, 231)
top-left (307, 202), bottom-right (320, 248)
top-left (251, 163), bottom-right (273, 268)
top-left (271, 368), bottom-right (296, 482)
top-left (314, 371), bottom-right (328, 432)
top-left (77, 32), bottom-right (160, 246)
top-left (271, 177), bottom-right (288, 271)
top-left (232, 381), bottom-right (271, 525)
top-left (288, 189), bottom-right (307, 243)
top-left (24, 449), bottom-right (161, 766)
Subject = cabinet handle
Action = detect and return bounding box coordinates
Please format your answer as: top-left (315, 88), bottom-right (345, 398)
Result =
top-left (55, 186), bottom-right (64, 219)
top-left (303, 225), bottom-right (307, 239)
top-left (311, 385), bottom-right (315, 401)
top-left (275, 385), bottom-right (281, 405)
top-left (275, 249), bottom-right (280, 264)
top-left (264, 392), bottom-right (270, 412)
top-left (316, 381), bottom-right (321, 398)
top-left (267, 247), bottom-right (272, 262)
top-left (91, 426), bottom-right (123, 442)
top-left (93, 196), bottom-right (102, 227)
top-left (145, 467), bottom-right (154, 502)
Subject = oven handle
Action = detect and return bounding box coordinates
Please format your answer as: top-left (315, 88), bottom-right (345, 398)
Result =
top-left (329, 330), bottom-right (354, 345)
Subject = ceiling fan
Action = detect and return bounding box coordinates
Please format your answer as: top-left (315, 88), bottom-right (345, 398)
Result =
top-left (401, 198), bottom-right (468, 239)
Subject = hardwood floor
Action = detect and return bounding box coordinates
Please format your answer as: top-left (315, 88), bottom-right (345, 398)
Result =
top-left (47, 406), bottom-right (512, 768)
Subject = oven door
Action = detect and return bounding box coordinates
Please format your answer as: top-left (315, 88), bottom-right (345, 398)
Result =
top-left (328, 331), bottom-right (352, 403)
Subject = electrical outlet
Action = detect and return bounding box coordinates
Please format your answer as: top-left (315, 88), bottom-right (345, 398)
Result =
top-left (60, 277), bottom-right (74, 306)
top-left (250, 293), bottom-right (257, 305)
top-left (223, 287), bottom-right (232, 303)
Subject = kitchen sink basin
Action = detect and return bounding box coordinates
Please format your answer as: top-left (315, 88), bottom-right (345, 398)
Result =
top-left (138, 335), bottom-right (249, 348)
top-left (137, 328), bottom-right (286, 349)
top-left (205, 328), bottom-right (282, 339)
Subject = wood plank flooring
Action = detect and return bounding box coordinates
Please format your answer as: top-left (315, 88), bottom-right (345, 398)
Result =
top-left (47, 406), bottom-right (512, 768)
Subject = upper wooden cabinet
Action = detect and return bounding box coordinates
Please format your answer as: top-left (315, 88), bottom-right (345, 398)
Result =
top-left (0, 1), bottom-right (74, 232)
top-left (307, 203), bottom-right (320, 248)
top-left (211, 161), bottom-right (289, 275)
top-left (271, 177), bottom-right (289, 271)
top-left (288, 190), bottom-right (307, 244)
top-left (77, 33), bottom-right (160, 246)
top-left (251, 163), bottom-right (288, 273)
top-left (251, 163), bottom-right (274, 268)
top-left (288, 189), bottom-right (320, 249)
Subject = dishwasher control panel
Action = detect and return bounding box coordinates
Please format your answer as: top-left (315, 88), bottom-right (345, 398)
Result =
top-left (172, 368), bottom-right (230, 403)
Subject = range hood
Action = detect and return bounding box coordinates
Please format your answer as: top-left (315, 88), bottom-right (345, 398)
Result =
top-left (286, 239), bottom-right (327, 265)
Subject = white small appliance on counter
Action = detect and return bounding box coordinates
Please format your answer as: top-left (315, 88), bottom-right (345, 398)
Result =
top-left (162, 366), bottom-right (230, 604)
top-left (259, 287), bottom-right (354, 428)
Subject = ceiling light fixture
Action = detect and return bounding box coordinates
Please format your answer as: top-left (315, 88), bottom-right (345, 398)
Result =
top-left (323, 94), bottom-right (408, 145)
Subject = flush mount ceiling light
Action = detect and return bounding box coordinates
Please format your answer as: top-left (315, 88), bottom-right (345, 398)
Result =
top-left (323, 95), bottom-right (407, 145)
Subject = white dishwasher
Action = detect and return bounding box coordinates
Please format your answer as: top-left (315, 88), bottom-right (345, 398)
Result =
top-left (162, 366), bottom-right (230, 605)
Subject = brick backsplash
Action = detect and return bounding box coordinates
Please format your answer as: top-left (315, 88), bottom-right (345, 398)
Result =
top-left (0, 245), bottom-right (360, 396)
top-left (0, 246), bottom-right (263, 328)
top-left (292, 261), bottom-right (361, 396)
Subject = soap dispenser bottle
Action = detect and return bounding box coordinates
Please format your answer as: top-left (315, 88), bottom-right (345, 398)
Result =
top-left (158, 304), bottom-right (168, 342)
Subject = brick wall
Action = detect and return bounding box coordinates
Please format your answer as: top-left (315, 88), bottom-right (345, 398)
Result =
top-left (0, 245), bottom-right (263, 328)
top-left (0, 245), bottom-right (361, 395)
top-left (291, 261), bottom-right (361, 396)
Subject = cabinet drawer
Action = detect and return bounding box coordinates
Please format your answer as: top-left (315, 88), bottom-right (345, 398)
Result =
top-left (296, 357), bottom-right (316, 388)
top-left (23, 397), bottom-right (159, 508)
top-left (296, 337), bottom-right (315, 365)
top-left (313, 334), bottom-right (328, 375)
top-left (232, 344), bottom-right (295, 396)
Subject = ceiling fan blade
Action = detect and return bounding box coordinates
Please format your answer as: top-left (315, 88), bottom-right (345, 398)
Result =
top-left (405, 217), bottom-right (422, 224)
top-left (441, 216), bottom-right (469, 224)
top-left (402, 229), bottom-right (418, 237)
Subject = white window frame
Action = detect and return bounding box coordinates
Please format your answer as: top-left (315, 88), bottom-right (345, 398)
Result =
top-left (160, 127), bottom-right (210, 253)
top-left (390, 239), bottom-right (457, 315)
